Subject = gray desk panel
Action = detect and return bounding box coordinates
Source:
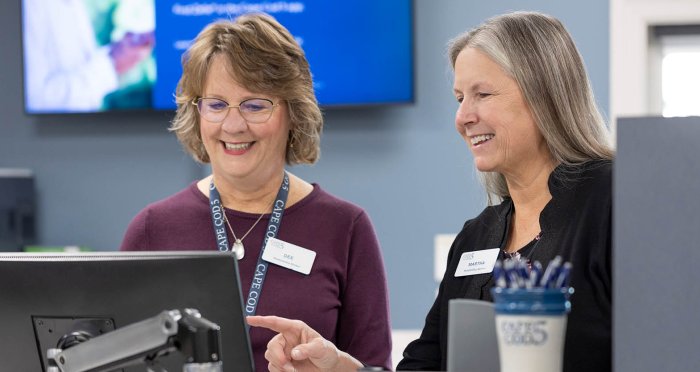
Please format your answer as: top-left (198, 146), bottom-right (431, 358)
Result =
top-left (614, 116), bottom-right (700, 372)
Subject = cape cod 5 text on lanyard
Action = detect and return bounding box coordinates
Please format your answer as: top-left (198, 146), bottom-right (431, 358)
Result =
top-left (208, 172), bottom-right (290, 316)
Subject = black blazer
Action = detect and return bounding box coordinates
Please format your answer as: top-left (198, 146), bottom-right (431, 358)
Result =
top-left (397, 160), bottom-right (612, 372)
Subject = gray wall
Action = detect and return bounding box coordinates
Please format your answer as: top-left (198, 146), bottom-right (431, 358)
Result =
top-left (0, 0), bottom-right (609, 328)
top-left (615, 116), bottom-right (700, 372)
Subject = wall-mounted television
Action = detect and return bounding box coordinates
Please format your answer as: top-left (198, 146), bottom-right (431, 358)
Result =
top-left (21, 0), bottom-right (413, 114)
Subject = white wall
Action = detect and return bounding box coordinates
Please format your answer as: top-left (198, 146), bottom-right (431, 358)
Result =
top-left (610, 0), bottom-right (700, 128)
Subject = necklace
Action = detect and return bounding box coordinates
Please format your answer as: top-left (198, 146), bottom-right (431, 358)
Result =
top-left (222, 204), bottom-right (271, 260)
top-left (502, 231), bottom-right (541, 268)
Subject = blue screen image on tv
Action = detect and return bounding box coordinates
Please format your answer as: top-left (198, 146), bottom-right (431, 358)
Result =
top-left (21, 0), bottom-right (413, 114)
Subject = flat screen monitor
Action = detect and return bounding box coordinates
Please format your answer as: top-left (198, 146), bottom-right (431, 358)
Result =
top-left (0, 169), bottom-right (35, 251)
top-left (21, 0), bottom-right (414, 114)
top-left (0, 251), bottom-right (254, 372)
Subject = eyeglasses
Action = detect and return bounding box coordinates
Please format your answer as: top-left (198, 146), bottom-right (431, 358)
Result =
top-left (192, 97), bottom-right (279, 124)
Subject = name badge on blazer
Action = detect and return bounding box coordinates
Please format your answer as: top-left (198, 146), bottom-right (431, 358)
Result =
top-left (262, 237), bottom-right (316, 275)
top-left (454, 248), bottom-right (500, 277)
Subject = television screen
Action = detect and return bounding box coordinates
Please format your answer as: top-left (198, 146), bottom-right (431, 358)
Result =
top-left (21, 0), bottom-right (413, 114)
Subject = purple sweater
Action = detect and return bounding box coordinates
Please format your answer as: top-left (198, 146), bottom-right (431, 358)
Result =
top-left (120, 182), bottom-right (392, 371)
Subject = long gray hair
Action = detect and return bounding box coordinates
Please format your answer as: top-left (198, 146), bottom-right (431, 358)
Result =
top-left (448, 11), bottom-right (614, 203)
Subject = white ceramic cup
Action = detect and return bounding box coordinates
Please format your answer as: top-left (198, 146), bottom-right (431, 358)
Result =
top-left (491, 287), bottom-right (573, 372)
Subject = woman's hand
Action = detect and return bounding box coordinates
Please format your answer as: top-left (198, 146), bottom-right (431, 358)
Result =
top-left (247, 315), bottom-right (363, 372)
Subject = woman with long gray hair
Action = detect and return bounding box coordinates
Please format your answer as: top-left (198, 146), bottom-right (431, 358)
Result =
top-left (249, 11), bottom-right (613, 372)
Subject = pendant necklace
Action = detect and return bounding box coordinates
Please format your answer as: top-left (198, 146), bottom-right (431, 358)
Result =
top-left (222, 205), bottom-right (269, 260)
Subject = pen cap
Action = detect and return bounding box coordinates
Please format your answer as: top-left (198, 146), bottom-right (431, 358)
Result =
top-left (491, 287), bottom-right (574, 316)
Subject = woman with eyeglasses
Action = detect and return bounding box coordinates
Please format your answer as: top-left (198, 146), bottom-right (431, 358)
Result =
top-left (119, 13), bottom-right (392, 372)
top-left (248, 11), bottom-right (613, 372)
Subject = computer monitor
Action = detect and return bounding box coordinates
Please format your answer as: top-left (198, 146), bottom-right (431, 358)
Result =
top-left (0, 251), bottom-right (254, 372)
top-left (0, 169), bottom-right (36, 251)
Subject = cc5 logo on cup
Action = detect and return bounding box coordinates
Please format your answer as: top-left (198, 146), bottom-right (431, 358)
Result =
top-left (499, 319), bottom-right (548, 346)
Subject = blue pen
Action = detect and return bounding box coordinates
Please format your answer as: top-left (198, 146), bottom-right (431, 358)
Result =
top-left (502, 260), bottom-right (512, 288)
top-left (554, 262), bottom-right (573, 288)
top-left (539, 256), bottom-right (562, 288)
top-left (500, 259), bottom-right (509, 288)
top-left (548, 257), bottom-right (564, 288)
top-left (514, 261), bottom-right (526, 289)
top-left (518, 260), bottom-right (532, 289)
top-left (546, 262), bottom-right (561, 288)
top-left (547, 257), bottom-right (566, 288)
top-left (493, 261), bottom-right (507, 288)
top-left (505, 260), bottom-right (522, 288)
top-left (517, 260), bottom-right (529, 278)
top-left (529, 261), bottom-right (543, 288)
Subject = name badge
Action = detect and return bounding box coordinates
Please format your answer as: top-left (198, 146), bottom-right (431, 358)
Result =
top-left (262, 237), bottom-right (316, 275)
top-left (454, 248), bottom-right (500, 277)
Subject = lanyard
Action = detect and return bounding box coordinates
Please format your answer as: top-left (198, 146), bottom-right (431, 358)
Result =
top-left (208, 172), bottom-right (290, 316)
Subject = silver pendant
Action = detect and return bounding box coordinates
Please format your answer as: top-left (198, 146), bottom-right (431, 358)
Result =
top-left (233, 239), bottom-right (245, 260)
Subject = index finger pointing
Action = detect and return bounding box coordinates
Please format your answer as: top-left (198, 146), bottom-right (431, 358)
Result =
top-left (246, 315), bottom-right (305, 334)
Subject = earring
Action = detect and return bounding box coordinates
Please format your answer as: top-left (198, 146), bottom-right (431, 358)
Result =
top-left (288, 132), bottom-right (295, 149)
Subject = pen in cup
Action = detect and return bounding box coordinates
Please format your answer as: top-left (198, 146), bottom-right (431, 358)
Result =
top-left (493, 255), bottom-right (571, 290)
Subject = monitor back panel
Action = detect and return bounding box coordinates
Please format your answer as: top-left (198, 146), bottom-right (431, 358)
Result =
top-left (447, 299), bottom-right (499, 372)
top-left (0, 252), bottom-right (253, 372)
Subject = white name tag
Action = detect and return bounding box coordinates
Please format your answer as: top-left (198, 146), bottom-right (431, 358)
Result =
top-left (262, 237), bottom-right (316, 275)
top-left (454, 248), bottom-right (500, 277)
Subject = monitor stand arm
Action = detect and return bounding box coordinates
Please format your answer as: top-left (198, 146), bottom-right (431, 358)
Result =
top-left (46, 309), bottom-right (223, 372)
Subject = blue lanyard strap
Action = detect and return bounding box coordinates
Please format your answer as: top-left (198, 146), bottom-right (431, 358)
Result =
top-left (208, 172), bottom-right (290, 316)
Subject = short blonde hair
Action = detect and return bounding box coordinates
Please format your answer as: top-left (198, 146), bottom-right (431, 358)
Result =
top-left (447, 11), bottom-right (614, 203)
top-left (170, 13), bottom-right (323, 165)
